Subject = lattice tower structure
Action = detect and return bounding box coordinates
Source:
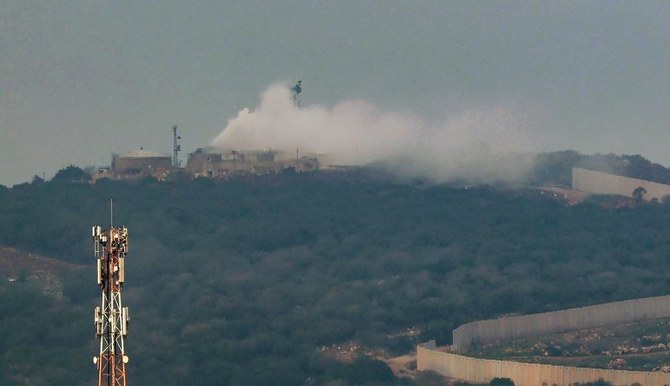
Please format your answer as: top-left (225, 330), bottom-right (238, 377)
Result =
top-left (93, 225), bottom-right (130, 386)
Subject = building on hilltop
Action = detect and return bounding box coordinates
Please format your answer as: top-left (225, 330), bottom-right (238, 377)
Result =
top-left (91, 146), bottom-right (337, 181)
top-left (94, 150), bottom-right (174, 181)
top-left (185, 147), bottom-right (322, 178)
top-left (112, 150), bottom-right (172, 174)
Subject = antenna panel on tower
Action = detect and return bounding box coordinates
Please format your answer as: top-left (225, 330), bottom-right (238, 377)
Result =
top-left (118, 258), bottom-right (125, 283)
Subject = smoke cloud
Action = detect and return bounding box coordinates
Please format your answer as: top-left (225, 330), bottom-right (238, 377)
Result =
top-left (212, 83), bottom-right (536, 183)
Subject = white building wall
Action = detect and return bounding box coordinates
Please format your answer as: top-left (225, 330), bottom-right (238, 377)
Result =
top-left (572, 168), bottom-right (670, 201)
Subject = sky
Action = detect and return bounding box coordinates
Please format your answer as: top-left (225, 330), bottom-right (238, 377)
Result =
top-left (1, 1), bottom-right (669, 186)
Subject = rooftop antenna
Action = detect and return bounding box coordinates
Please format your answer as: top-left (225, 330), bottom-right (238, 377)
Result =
top-left (172, 125), bottom-right (182, 167)
top-left (291, 80), bottom-right (302, 108)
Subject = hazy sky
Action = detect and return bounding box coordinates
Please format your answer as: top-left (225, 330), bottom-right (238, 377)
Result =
top-left (1, 1), bottom-right (669, 186)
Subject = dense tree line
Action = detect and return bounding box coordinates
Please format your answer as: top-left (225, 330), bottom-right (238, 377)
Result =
top-left (2, 167), bottom-right (670, 384)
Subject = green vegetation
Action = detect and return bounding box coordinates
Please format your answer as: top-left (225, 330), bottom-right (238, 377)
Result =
top-left (489, 378), bottom-right (514, 386)
top-left (574, 380), bottom-right (613, 386)
top-left (3, 166), bottom-right (670, 384)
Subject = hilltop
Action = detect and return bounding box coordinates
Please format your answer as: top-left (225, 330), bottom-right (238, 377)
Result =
top-left (21, 150), bottom-right (670, 192)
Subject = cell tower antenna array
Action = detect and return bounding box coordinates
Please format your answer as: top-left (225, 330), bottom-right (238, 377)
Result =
top-left (92, 208), bottom-right (130, 386)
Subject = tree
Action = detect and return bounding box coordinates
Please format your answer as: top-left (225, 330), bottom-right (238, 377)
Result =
top-left (632, 186), bottom-right (647, 201)
top-left (331, 356), bottom-right (395, 384)
top-left (414, 370), bottom-right (449, 386)
top-left (574, 380), bottom-right (612, 386)
top-left (489, 377), bottom-right (514, 386)
top-left (52, 165), bottom-right (90, 182)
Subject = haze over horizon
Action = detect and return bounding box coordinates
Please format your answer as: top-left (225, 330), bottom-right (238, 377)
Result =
top-left (1, 1), bottom-right (669, 186)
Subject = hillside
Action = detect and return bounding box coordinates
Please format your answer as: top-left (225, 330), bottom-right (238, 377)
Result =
top-left (2, 246), bottom-right (84, 285)
top-left (2, 169), bottom-right (670, 385)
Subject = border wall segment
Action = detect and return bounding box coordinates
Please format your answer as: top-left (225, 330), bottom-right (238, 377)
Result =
top-left (418, 342), bottom-right (670, 386)
top-left (453, 295), bottom-right (670, 352)
top-left (572, 168), bottom-right (670, 201)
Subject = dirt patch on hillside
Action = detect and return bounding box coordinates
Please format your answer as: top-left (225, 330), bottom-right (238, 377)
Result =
top-left (536, 186), bottom-right (588, 205)
top-left (319, 341), bottom-right (386, 362)
top-left (0, 246), bottom-right (81, 296)
top-left (386, 353), bottom-right (418, 378)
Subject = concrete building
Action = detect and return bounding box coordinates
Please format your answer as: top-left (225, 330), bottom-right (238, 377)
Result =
top-left (185, 147), bottom-right (321, 178)
top-left (91, 145), bottom-right (338, 181)
top-left (109, 150), bottom-right (173, 177)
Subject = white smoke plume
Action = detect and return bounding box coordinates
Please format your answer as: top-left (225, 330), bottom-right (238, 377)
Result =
top-left (212, 83), bottom-right (536, 183)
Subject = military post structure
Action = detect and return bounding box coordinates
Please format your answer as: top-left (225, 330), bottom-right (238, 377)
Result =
top-left (92, 224), bottom-right (130, 386)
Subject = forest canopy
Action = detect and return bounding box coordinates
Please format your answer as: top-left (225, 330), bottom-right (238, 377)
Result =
top-left (1, 168), bottom-right (670, 385)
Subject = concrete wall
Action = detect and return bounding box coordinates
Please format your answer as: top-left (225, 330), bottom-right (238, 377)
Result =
top-left (112, 154), bottom-right (172, 174)
top-left (572, 168), bottom-right (670, 201)
top-left (453, 295), bottom-right (670, 352)
top-left (417, 344), bottom-right (670, 386)
top-left (185, 148), bottom-right (320, 177)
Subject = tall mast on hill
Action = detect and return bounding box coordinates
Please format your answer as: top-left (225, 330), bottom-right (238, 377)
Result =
top-left (173, 125), bottom-right (182, 167)
top-left (291, 80), bottom-right (302, 108)
top-left (92, 204), bottom-right (130, 386)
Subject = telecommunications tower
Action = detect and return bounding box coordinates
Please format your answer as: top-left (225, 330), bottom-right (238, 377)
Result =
top-left (291, 80), bottom-right (302, 108)
top-left (172, 125), bottom-right (182, 167)
top-left (92, 216), bottom-right (130, 386)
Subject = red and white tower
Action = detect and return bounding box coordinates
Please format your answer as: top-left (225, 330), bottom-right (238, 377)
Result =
top-left (93, 225), bottom-right (130, 386)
